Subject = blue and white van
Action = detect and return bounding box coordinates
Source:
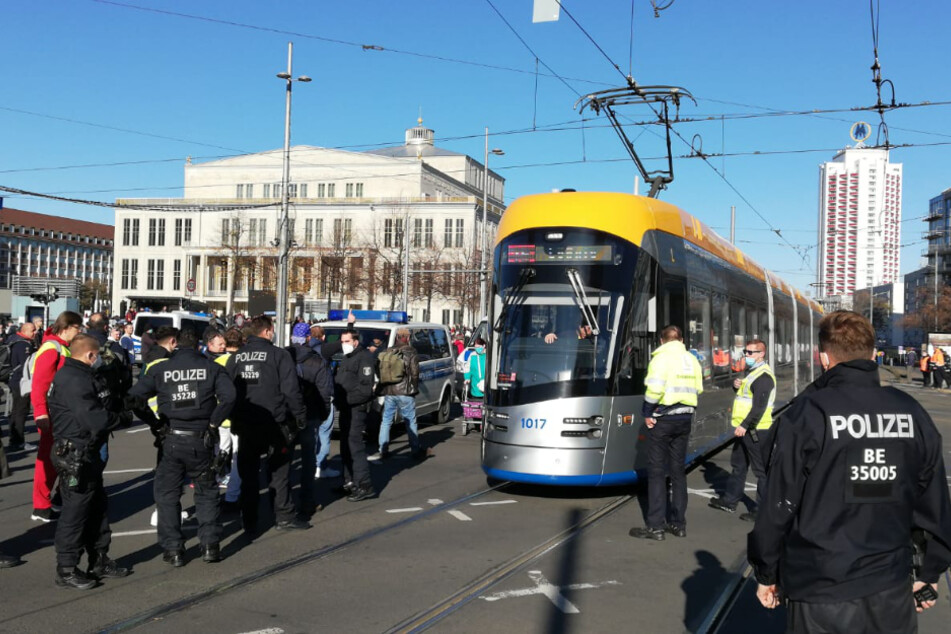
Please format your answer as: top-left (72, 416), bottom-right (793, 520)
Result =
top-left (131, 311), bottom-right (215, 364)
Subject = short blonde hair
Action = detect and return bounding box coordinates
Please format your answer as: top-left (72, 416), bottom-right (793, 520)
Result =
top-left (395, 327), bottom-right (410, 341)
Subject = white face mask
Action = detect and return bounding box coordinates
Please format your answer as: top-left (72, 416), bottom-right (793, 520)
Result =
top-left (342, 343), bottom-right (355, 355)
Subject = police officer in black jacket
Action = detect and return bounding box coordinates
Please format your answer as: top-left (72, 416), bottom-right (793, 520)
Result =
top-left (749, 311), bottom-right (951, 632)
top-left (321, 317), bottom-right (377, 502)
top-left (130, 328), bottom-right (235, 566)
top-left (226, 315), bottom-right (309, 532)
top-left (6, 321), bottom-right (36, 451)
top-left (48, 334), bottom-right (130, 590)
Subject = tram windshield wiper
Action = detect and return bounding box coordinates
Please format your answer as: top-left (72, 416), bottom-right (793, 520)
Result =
top-left (566, 268), bottom-right (601, 336)
top-left (494, 267), bottom-right (536, 333)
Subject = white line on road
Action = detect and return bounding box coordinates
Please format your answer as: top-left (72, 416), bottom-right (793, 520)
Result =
top-left (126, 426), bottom-right (152, 434)
top-left (103, 468), bottom-right (153, 475)
top-left (470, 499), bottom-right (517, 506)
top-left (113, 529), bottom-right (158, 537)
top-left (687, 488), bottom-right (716, 499)
top-left (480, 570), bottom-right (621, 613)
top-left (237, 629), bottom-right (284, 634)
top-left (447, 510), bottom-right (472, 521)
top-left (427, 498), bottom-right (444, 506)
top-left (386, 507), bottom-right (423, 514)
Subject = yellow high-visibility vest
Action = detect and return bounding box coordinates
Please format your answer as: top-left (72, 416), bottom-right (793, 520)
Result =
top-left (644, 340), bottom-right (704, 412)
top-left (731, 362), bottom-right (776, 430)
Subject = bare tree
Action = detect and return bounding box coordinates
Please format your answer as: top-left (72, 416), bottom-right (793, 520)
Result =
top-left (207, 213), bottom-right (260, 316)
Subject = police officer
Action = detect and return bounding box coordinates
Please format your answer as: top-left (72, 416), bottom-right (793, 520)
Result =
top-left (629, 325), bottom-right (703, 541)
top-left (749, 311), bottom-right (951, 631)
top-left (321, 316), bottom-right (377, 502)
top-left (130, 328), bottom-right (235, 566)
top-left (48, 334), bottom-right (129, 589)
top-left (709, 338), bottom-right (775, 522)
top-left (226, 315), bottom-right (309, 532)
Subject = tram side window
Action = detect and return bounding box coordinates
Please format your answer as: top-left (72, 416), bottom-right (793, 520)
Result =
top-left (711, 293), bottom-right (731, 378)
top-left (759, 309), bottom-right (770, 348)
top-left (747, 308), bottom-right (760, 341)
top-left (730, 301), bottom-right (747, 372)
top-left (688, 285), bottom-right (712, 381)
top-left (617, 254), bottom-right (655, 395)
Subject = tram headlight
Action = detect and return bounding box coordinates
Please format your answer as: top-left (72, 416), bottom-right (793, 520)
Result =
top-left (591, 416), bottom-right (603, 426)
top-left (587, 429), bottom-right (603, 440)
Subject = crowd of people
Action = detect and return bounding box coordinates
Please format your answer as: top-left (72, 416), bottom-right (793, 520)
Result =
top-left (0, 309), bottom-right (429, 589)
top-left (629, 311), bottom-right (951, 631)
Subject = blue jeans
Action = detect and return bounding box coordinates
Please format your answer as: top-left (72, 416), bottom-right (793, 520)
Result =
top-left (378, 395), bottom-right (418, 454)
top-left (315, 404), bottom-right (334, 470)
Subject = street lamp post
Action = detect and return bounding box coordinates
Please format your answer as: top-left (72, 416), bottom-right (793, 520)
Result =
top-left (274, 42), bottom-right (310, 347)
top-left (479, 127), bottom-right (504, 321)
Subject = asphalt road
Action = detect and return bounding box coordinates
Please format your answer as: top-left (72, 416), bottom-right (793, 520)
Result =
top-left (0, 370), bottom-right (949, 634)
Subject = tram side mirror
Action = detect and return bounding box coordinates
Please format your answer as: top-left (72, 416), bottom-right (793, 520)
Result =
top-left (648, 297), bottom-right (657, 332)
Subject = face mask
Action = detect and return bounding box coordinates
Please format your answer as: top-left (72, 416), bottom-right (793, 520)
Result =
top-left (744, 355), bottom-right (756, 368)
top-left (342, 343), bottom-right (355, 355)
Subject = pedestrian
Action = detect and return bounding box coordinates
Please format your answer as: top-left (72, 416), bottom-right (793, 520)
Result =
top-left (130, 328), bottom-right (235, 566)
top-left (629, 325), bottom-right (703, 541)
top-left (308, 325), bottom-right (325, 354)
top-left (931, 346), bottom-right (945, 389)
top-left (749, 310), bottom-right (951, 631)
top-left (287, 322), bottom-right (334, 513)
top-left (48, 334), bottom-right (130, 589)
top-left (709, 339), bottom-right (775, 522)
top-left (204, 330), bottom-right (226, 359)
top-left (464, 336), bottom-right (486, 400)
top-left (31, 316), bottom-right (44, 348)
top-left (214, 328), bottom-right (245, 512)
top-left (5, 321), bottom-right (37, 452)
top-left (905, 348), bottom-right (917, 382)
top-left (370, 327), bottom-right (423, 462)
top-left (920, 350), bottom-right (931, 388)
top-left (30, 311), bottom-right (83, 523)
top-left (320, 312), bottom-right (376, 502)
top-left (118, 323), bottom-right (135, 365)
top-left (226, 315), bottom-right (310, 532)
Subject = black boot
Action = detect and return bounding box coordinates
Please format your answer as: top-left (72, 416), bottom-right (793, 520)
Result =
top-left (200, 543), bottom-right (221, 563)
top-left (88, 551), bottom-right (131, 579)
top-left (346, 485), bottom-right (376, 502)
top-left (162, 550), bottom-right (185, 568)
top-left (0, 551), bottom-right (23, 568)
top-left (55, 567), bottom-right (97, 590)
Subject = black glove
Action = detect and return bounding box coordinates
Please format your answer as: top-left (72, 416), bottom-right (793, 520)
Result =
top-left (205, 425), bottom-right (220, 450)
top-left (296, 418), bottom-right (307, 430)
top-left (278, 421), bottom-right (297, 447)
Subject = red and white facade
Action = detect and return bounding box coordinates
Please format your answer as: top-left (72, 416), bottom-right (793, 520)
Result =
top-left (817, 147), bottom-right (901, 298)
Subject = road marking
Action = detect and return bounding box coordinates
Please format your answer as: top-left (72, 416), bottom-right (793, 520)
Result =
top-left (447, 509), bottom-right (472, 521)
top-left (237, 629), bottom-right (284, 634)
top-left (480, 570), bottom-right (620, 613)
top-left (386, 507), bottom-right (423, 514)
top-left (689, 483), bottom-right (757, 499)
top-left (427, 498), bottom-right (444, 506)
top-left (126, 426), bottom-right (152, 434)
top-left (104, 468), bottom-right (153, 475)
top-left (470, 499), bottom-right (517, 506)
top-left (113, 529), bottom-right (158, 537)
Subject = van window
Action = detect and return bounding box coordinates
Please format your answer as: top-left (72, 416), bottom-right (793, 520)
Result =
top-left (410, 329), bottom-right (434, 361)
top-left (431, 329), bottom-right (451, 358)
top-left (181, 319), bottom-right (209, 338)
top-left (135, 316), bottom-right (172, 336)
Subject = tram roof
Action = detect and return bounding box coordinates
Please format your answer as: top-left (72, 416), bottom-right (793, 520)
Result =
top-left (496, 192), bottom-right (821, 313)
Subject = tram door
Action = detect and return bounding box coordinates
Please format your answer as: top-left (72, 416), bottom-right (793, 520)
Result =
top-left (660, 278), bottom-right (687, 337)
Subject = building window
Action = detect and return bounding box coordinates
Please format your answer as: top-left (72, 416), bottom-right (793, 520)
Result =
top-left (222, 218), bottom-right (231, 246)
top-left (236, 184), bottom-right (244, 198)
top-left (413, 218), bottom-right (423, 247)
top-left (147, 218), bottom-right (165, 246)
top-left (122, 219), bottom-right (131, 246)
top-left (273, 183), bottom-right (282, 199)
top-left (444, 219), bottom-right (453, 248)
top-left (346, 183), bottom-right (354, 197)
top-left (263, 183), bottom-right (271, 198)
top-left (121, 259), bottom-right (133, 290)
top-left (455, 219), bottom-right (465, 247)
top-left (300, 184), bottom-right (308, 198)
top-left (317, 183), bottom-right (325, 198)
top-left (424, 219), bottom-right (433, 247)
top-left (175, 218), bottom-right (183, 246)
top-left (304, 219), bottom-right (313, 245)
top-left (334, 218), bottom-right (352, 247)
top-left (183, 218), bottom-right (192, 244)
top-left (288, 184), bottom-right (298, 198)
top-left (258, 219), bottom-right (267, 246)
top-left (173, 259), bottom-right (182, 291)
top-left (248, 219), bottom-right (257, 246)
top-left (442, 309), bottom-right (450, 325)
top-left (147, 259), bottom-right (158, 290)
top-left (356, 183), bottom-right (364, 197)
top-left (327, 183), bottom-right (335, 197)
top-left (385, 219), bottom-right (394, 248)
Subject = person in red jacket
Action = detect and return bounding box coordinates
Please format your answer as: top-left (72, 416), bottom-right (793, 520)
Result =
top-left (30, 311), bottom-right (83, 522)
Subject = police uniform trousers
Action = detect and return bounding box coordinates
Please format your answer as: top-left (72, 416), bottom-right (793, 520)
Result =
top-left (54, 454), bottom-right (111, 568)
top-left (646, 417), bottom-right (692, 530)
top-left (236, 423), bottom-right (296, 528)
top-left (786, 580), bottom-right (916, 634)
top-left (338, 402), bottom-right (372, 488)
top-left (722, 432), bottom-right (768, 508)
top-left (154, 433), bottom-right (220, 550)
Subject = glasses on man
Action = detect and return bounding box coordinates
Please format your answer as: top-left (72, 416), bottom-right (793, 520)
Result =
top-left (743, 348), bottom-right (763, 355)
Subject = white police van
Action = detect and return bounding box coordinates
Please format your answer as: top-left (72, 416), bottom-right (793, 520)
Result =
top-left (130, 311), bottom-right (215, 365)
top-left (321, 310), bottom-right (456, 423)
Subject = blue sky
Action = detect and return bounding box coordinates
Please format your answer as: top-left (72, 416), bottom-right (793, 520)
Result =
top-left (2, 0), bottom-right (949, 292)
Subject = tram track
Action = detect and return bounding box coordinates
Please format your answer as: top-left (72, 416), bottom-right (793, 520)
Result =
top-left (95, 482), bottom-right (510, 634)
top-left (383, 493), bottom-right (635, 633)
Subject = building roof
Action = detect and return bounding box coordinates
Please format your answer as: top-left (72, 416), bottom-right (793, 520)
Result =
top-left (0, 207), bottom-right (114, 240)
top-left (364, 145), bottom-right (464, 158)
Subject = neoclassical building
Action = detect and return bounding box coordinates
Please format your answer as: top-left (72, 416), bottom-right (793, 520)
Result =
top-left (111, 120), bottom-right (504, 325)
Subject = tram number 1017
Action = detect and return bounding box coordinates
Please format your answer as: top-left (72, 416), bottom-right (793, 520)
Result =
top-left (520, 417), bottom-right (546, 429)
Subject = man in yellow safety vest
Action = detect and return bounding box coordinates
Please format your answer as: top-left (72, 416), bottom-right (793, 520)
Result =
top-left (709, 338), bottom-right (775, 522)
top-left (630, 325), bottom-right (704, 541)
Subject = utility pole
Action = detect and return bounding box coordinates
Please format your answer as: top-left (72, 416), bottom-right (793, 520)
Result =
top-left (274, 42), bottom-right (310, 346)
top-left (402, 208), bottom-right (410, 314)
top-left (479, 128), bottom-right (504, 320)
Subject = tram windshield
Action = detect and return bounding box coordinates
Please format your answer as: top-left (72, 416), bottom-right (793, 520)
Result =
top-left (492, 229), bottom-right (639, 403)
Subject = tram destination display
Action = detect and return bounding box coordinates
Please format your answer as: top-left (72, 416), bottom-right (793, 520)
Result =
top-left (506, 243), bottom-right (613, 264)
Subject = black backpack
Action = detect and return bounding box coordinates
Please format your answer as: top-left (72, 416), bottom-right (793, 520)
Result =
top-left (0, 343), bottom-right (12, 383)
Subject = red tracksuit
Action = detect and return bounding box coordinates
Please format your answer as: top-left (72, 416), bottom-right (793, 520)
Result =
top-left (31, 331), bottom-right (68, 511)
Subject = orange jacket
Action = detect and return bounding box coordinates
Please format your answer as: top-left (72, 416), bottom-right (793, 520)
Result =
top-left (921, 355), bottom-right (931, 372)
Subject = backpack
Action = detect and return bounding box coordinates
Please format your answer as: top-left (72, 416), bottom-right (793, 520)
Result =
top-left (0, 343), bottom-right (12, 383)
top-left (377, 348), bottom-right (405, 385)
top-left (20, 341), bottom-right (65, 396)
top-left (296, 354), bottom-right (332, 415)
top-left (96, 340), bottom-right (133, 410)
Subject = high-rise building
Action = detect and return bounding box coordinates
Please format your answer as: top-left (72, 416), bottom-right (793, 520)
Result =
top-left (923, 187), bottom-right (951, 287)
top-left (817, 146), bottom-right (902, 298)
